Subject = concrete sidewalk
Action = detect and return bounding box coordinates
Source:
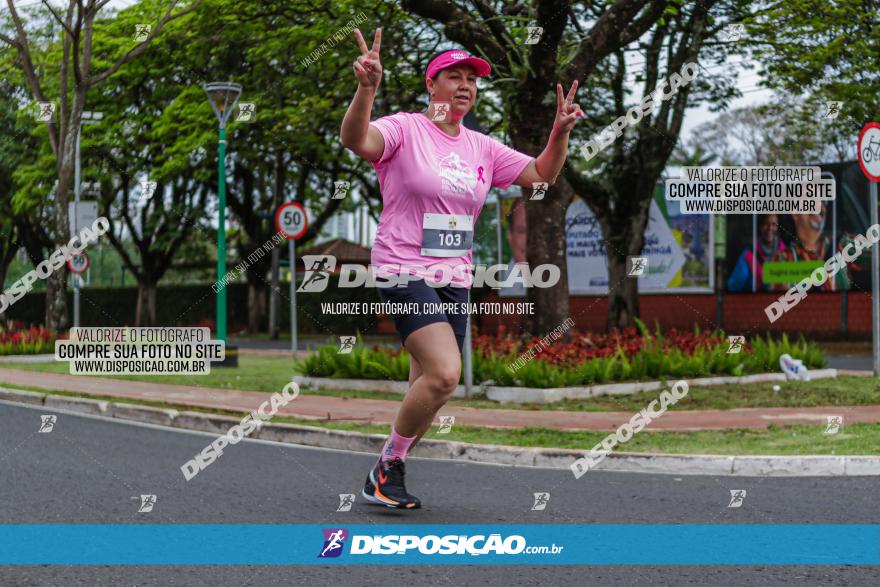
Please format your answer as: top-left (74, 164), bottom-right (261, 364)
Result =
top-left (0, 368), bottom-right (878, 432)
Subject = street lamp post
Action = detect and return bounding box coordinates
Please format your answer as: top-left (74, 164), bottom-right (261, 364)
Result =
top-left (73, 110), bottom-right (103, 328)
top-left (204, 82), bottom-right (242, 345)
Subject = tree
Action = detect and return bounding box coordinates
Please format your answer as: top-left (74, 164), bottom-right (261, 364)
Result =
top-left (0, 0), bottom-right (203, 331)
top-left (669, 143), bottom-right (718, 168)
top-left (564, 0), bottom-right (744, 328)
top-left (687, 96), bottom-right (854, 167)
top-left (0, 73), bottom-right (55, 311)
top-left (0, 85), bottom-right (22, 297)
top-left (128, 0), bottom-right (401, 333)
top-left (745, 0), bottom-right (880, 131)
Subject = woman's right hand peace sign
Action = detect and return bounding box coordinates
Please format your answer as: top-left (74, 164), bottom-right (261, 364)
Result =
top-left (352, 28), bottom-right (382, 89)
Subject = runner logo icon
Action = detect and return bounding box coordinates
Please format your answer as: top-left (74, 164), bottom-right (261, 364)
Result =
top-left (332, 181), bottom-right (350, 199)
top-left (319, 528), bottom-right (348, 558)
top-left (437, 415), bottom-right (455, 434)
top-left (727, 336), bottom-right (745, 354)
top-left (531, 492), bottom-right (549, 511)
top-left (298, 255), bottom-right (337, 292)
top-left (824, 415), bottom-right (843, 435)
top-left (337, 494), bottom-right (355, 512)
top-left (338, 336), bottom-right (355, 354)
top-left (38, 415), bottom-right (57, 433)
top-left (727, 489), bottom-right (746, 508)
top-left (138, 494), bottom-right (156, 513)
top-left (628, 256), bottom-right (648, 276)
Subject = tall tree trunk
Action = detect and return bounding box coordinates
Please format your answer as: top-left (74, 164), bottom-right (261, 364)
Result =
top-left (269, 150), bottom-right (285, 339)
top-left (247, 279), bottom-right (266, 334)
top-left (524, 179), bottom-right (574, 336)
top-left (47, 98), bottom-right (82, 331)
top-left (600, 196), bottom-right (651, 329)
top-left (605, 250), bottom-right (639, 330)
top-left (268, 246), bottom-right (280, 339)
top-left (0, 257), bottom-right (9, 326)
top-left (511, 94), bottom-right (572, 337)
top-left (135, 278), bottom-right (157, 326)
top-left (44, 271), bottom-right (67, 330)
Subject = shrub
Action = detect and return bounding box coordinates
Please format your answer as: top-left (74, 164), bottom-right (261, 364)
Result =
top-left (293, 322), bottom-right (827, 388)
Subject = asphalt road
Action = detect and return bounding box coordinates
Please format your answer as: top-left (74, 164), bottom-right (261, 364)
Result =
top-left (0, 401), bottom-right (877, 586)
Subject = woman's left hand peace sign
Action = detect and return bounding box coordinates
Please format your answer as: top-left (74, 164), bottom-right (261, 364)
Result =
top-left (554, 80), bottom-right (584, 134)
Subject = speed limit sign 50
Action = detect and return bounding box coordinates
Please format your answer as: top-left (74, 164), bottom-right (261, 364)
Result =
top-left (275, 201), bottom-right (309, 240)
top-left (67, 251), bottom-right (90, 274)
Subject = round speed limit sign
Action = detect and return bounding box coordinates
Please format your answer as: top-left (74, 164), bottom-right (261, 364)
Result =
top-left (67, 251), bottom-right (90, 274)
top-left (275, 201), bottom-right (308, 240)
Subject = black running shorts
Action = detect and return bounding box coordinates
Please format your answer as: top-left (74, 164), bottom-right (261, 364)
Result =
top-left (376, 276), bottom-right (470, 353)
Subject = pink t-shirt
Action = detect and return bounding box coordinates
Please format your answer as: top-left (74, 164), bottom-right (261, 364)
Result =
top-left (369, 111), bottom-right (533, 288)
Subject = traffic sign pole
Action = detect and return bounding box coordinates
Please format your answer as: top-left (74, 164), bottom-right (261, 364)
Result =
top-left (290, 239), bottom-right (297, 355)
top-left (275, 201), bottom-right (308, 358)
top-left (868, 181), bottom-right (880, 375)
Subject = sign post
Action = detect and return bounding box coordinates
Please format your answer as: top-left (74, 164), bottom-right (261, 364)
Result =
top-left (67, 252), bottom-right (90, 325)
top-left (275, 201), bottom-right (309, 356)
top-left (857, 122), bottom-right (880, 375)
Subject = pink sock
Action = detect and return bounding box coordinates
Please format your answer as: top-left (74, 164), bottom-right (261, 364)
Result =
top-left (379, 426), bottom-right (417, 464)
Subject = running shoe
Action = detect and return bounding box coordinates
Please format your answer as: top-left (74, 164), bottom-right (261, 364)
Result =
top-left (362, 457), bottom-right (421, 509)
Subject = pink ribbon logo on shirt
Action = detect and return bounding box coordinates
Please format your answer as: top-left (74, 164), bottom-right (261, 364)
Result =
top-left (477, 166), bottom-right (486, 184)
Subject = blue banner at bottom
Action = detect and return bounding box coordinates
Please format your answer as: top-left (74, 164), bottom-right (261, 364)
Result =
top-left (1, 525), bottom-right (878, 565)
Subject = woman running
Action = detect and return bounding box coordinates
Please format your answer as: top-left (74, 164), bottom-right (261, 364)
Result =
top-left (340, 27), bottom-right (583, 509)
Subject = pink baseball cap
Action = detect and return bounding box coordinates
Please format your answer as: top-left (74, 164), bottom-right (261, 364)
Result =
top-left (425, 50), bottom-right (491, 81)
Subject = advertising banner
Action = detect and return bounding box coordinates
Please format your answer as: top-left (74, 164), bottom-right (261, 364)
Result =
top-left (500, 183), bottom-right (713, 295)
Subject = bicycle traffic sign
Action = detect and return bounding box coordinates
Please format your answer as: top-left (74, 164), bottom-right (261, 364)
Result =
top-left (274, 201), bottom-right (308, 240)
top-left (858, 122), bottom-right (880, 182)
top-left (67, 251), bottom-right (90, 274)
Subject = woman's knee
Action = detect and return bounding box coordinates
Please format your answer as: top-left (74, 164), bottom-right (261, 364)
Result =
top-left (426, 360), bottom-right (461, 395)
top-left (404, 322), bottom-right (461, 395)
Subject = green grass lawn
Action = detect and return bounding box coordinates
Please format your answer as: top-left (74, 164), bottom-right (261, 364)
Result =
top-left (3, 355), bottom-right (878, 413)
top-left (8, 386), bottom-right (878, 456)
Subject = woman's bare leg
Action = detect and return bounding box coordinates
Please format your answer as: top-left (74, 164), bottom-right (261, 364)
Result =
top-left (408, 353), bottom-right (423, 387)
top-left (402, 354), bottom-right (428, 449)
top-left (392, 322), bottom-right (461, 439)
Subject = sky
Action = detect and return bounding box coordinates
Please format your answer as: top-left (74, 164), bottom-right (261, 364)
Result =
top-left (680, 65), bottom-right (774, 143)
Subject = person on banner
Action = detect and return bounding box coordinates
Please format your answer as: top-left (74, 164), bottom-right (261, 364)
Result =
top-left (340, 28), bottom-right (584, 509)
top-left (727, 214), bottom-right (787, 292)
top-left (769, 203), bottom-right (851, 292)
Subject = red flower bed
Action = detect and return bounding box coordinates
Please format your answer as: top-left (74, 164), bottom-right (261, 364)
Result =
top-left (0, 323), bottom-right (56, 355)
top-left (473, 325), bottom-right (731, 370)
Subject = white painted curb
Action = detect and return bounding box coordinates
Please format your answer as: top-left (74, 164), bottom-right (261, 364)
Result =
top-left (1, 386), bottom-right (876, 476)
top-left (294, 369), bottom-right (839, 403)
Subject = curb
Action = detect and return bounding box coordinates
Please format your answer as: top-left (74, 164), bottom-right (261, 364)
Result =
top-left (294, 369), bottom-right (840, 404)
top-left (1, 386), bottom-right (877, 477)
top-left (0, 354), bottom-right (56, 363)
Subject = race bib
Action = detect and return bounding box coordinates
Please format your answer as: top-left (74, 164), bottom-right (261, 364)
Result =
top-left (421, 213), bottom-right (474, 257)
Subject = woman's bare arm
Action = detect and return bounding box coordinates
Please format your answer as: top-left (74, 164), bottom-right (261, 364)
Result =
top-left (341, 86), bottom-right (385, 162)
top-left (513, 81), bottom-right (584, 187)
top-left (340, 28), bottom-right (385, 162)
